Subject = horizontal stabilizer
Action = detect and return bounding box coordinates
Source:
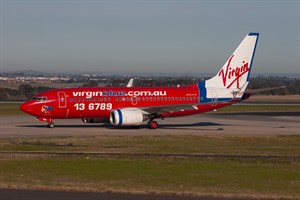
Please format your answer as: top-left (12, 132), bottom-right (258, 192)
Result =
top-left (246, 86), bottom-right (286, 94)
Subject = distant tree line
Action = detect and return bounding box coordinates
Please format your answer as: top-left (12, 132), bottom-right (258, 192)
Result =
top-left (0, 84), bottom-right (54, 101)
top-left (0, 76), bottom-right (298, 101)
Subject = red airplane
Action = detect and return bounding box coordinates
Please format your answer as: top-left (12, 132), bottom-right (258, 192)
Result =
top-left (20, 33), bottom-right (259, 129)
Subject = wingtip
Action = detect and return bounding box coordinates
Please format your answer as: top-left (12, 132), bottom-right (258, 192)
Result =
top-left (248, 32), bottom-right (259, 36)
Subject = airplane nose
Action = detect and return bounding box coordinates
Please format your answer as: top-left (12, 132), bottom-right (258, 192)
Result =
top-left (20, 102), bottom-right (31, 114)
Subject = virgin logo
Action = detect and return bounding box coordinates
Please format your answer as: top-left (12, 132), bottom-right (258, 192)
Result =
top-left (218, 55), bottom-right (249, 89)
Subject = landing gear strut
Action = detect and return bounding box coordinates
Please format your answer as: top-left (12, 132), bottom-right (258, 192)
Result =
top-left (147, 120), bottom-right (158, 129)
top-left (47, 122), bottom-right (55, 128)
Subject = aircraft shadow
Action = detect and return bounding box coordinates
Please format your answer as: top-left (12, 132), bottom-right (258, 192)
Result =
top-left (17, 124), bottom-right (108, 128)
top-left (157, 122), bottom-right (224, 131)
top-left (18, 122), bottom-right (224, 130)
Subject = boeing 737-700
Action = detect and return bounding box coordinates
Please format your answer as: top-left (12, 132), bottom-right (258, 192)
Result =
top-left (20, 33), bottom-right (260, 129)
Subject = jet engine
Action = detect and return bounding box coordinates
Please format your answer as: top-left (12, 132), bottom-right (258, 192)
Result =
top-left (110, 109), bottom-right (148, 126)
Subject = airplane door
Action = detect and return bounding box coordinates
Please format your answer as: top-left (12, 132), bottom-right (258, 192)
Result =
top-left (131, 96), bottom-right (138, 106)
top-left (58, 92), bottom-right (67, 108)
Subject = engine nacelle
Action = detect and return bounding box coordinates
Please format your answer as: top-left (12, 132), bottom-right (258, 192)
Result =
top-left (110, 109), bottom-right (148, 126)
top-left (82, 118), bottom-right (108, 123)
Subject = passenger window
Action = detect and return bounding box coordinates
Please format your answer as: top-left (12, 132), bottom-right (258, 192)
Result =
top-left (171, 97), bottom-right (174, 101)
top-left (149, 97), bottom-right (152, 101)
top-left (70, 98), bottom-right (73, 102)
top-left (108, 98), bottom-right (111, 101)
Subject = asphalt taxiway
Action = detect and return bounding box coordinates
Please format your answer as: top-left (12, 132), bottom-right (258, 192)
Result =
top-left (0, 112), bottom-right (299, 138)
top-left (0, 189), bottom-right (250, 200)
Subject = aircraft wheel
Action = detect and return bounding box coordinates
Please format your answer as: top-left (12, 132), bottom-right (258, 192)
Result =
top-left (48, 122), bottom-right (55, 128)
top-left (148, 120), bottom-right (158, 129)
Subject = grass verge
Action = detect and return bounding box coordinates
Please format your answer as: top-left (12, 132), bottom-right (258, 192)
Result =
top-left (0, 156), bottom-right (299, 198)
top-left (1, 135), bottom-right (300, 156)
top-left (0, 103), bottom-right (24, 115)
top-left (0, 135), bottom-right (300, 198)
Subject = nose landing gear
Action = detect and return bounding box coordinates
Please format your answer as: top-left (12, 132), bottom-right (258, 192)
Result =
top-left (38, 117), bottom-right (54, 128)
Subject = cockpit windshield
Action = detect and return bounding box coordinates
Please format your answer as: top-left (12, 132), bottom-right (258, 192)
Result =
top-left (32, 96), bottom-right (47, 101)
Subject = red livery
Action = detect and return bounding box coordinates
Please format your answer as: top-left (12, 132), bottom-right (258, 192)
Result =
top-left (20, 33), bottom-right (259, 129)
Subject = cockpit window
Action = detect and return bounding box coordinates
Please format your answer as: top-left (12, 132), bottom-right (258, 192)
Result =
top-left (32, 96), bottom-right (47, 101)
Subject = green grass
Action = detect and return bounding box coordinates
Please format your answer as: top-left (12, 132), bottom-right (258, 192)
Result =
top-left (0, 103), bottom-right (24, 115)
top-left (1, 135), bottom-right (300, 156)
top-left (0, 156), bottom-right (299, 197)
top-left (0, 135), bottom-right (300, 197)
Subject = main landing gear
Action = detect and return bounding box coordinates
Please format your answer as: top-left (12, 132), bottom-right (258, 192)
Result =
top-left (147, 120), bottom-right (158, 129)
top-left (47, 122), bottom-right (55, 128)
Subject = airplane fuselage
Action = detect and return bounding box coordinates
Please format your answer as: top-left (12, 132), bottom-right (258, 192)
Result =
top-left (20, 33), bottom-right (259, 128)
top-left (21, 84), bottom-right (234, 122)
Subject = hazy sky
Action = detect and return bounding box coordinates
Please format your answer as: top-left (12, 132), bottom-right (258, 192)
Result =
top-left (0, 0), bottom-right (299, 75)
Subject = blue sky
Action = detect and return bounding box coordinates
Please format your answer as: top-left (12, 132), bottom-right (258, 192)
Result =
top-left (0, 0), bottom-right (299, 75)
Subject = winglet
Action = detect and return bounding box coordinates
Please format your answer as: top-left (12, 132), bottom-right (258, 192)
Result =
top-left (126, 78), bottom-right (134, 87)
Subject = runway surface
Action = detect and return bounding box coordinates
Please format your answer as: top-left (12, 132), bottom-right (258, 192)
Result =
top-left (0, 112), bottom-right (299, 138)
top-left (0, 189), bottom-right (249, 200)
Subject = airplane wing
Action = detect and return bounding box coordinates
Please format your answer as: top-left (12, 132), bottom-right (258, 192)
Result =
top-left (140, 104), bottom-right (199, 114)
